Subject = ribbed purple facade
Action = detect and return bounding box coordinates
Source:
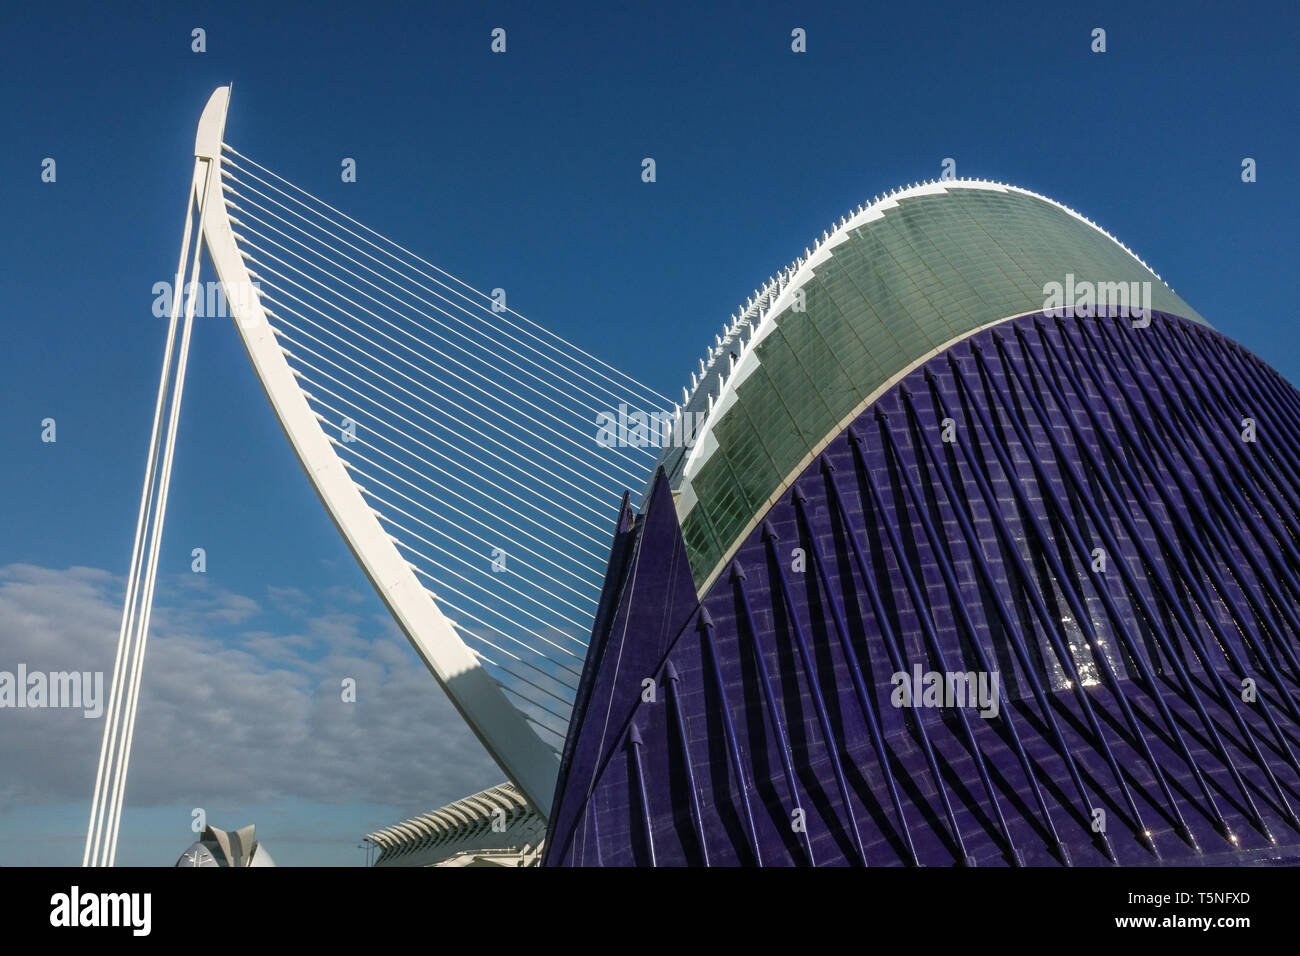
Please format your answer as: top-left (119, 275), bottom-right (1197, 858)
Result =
top-left (545, 311), bottom-right (1300, 866)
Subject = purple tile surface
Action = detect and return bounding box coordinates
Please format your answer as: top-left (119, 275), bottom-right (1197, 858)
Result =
top-left (545, 311), bottom-right (1300, 866)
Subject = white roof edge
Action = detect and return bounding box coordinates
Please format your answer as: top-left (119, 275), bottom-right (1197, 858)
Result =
top-left (365, 781), bottom-right (534, 847)
top-left (673, 177), bottom-right (1184, 500)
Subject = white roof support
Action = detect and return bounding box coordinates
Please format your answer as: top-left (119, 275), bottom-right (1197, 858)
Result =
top-left (194, 87), bottom-right (557, 817)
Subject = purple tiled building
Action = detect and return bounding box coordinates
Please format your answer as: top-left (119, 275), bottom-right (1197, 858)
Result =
top-left (544, 182), bottom-right (1300, 866)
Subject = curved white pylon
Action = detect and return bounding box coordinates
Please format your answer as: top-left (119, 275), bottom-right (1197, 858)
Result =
top-left (194, 87), bottom-right (557, 817)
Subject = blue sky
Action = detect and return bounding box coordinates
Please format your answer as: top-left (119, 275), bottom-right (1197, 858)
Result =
top-left (1, 1), bottom-right (1297, 865)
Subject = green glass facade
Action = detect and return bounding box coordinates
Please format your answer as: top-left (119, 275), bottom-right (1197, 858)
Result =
top-left (660, 183), bottom-right (1204, 589)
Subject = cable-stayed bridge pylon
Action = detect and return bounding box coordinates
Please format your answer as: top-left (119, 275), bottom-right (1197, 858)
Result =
top-left (85, 86), bottom-right (667, 864)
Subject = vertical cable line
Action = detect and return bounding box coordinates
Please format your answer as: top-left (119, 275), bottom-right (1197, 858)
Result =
top-left (322, 417), bottom-right (607, 581)
top-left (94, 87), bottom-right (674, 824)
top-left (260, 293), bottom-right (633, 508)
top-left (106, 164), bottom-right (213, 868)
top-left (220, 168), bottom-right (664, 424)
top-left (275, 329), bottom-right (605, 711)
top-left (262, 301), bottom-right (632, 518)
top-left (207, 143), bottom-right (665, 745)
top-left (228, 213), bottom-right (653, 480)
top-left (223, 179), bottom-right (668, 431)
top-left (83, 171), bottom-right (198, 868)
top-left (286, 352), bottom-right (617, 538)
top-left (85, 157), bottom-right (213, 866)
top-left (330, 441), bottom-right (601, 603)
top-left (220, 145), bottom-right (670, 410)
top-left (303, 370), bottom-right (606, 709)
top-left (227, 217), bottom-right (655, 486)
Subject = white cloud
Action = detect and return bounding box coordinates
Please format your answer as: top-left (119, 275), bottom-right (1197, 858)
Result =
top-left (0, 564), bottom-right (501, 827)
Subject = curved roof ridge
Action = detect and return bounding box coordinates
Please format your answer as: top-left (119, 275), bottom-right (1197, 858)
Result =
top-left (366, 781), bottom-right (528, 845)
top-left (676, 178), bottom-right (1175, 418)
top-left (653, 178), bottom-right (1204, 588)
